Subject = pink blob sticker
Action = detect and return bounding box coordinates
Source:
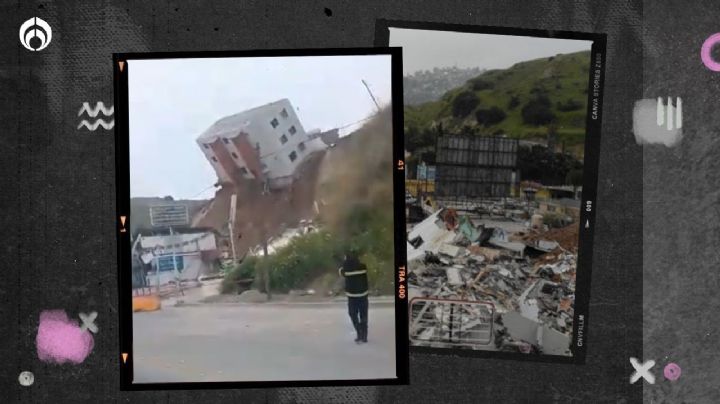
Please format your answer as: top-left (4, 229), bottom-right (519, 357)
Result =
top-left (663, 362), bottom-right (682, 381)
top-left (36, 310), bottom-right (94, 364)
top-left (701, 33), bottom-right (720, 71)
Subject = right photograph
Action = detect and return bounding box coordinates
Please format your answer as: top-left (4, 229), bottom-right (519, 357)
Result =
top-left (379, 21), bottom-right (606, 361)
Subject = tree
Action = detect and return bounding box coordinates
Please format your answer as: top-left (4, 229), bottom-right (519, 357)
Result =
top-left (508, 95), bottom-right (520, 109)
top-left (475, 107), bottom-right (507, 126)
top-left (518, 145), bottom-right (582, 186)
top-left (521, 94), bottom-right (556, 126)
top-left (452, 91), bottom-right (480, 118)
top-left (566, 168), bottom-right (584, 194)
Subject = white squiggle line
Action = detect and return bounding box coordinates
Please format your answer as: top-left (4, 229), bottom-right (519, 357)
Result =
top-left (78, 102), bottom-right (114, 117)
top-left (77, 119), bottom-right (115, 130)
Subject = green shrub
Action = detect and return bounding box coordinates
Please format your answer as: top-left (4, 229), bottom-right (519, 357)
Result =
top-left (468, 77), bottom-right (493, 91)
top-left (221, 205), bottom-right (396, 295)
top-left (543, 212), bottom-right (567, 229)
top-left (475, 107), bottom-right (507, 126)
top-left (521, 95), bottom-right (556, 126)
top-left (452, 91), bottom-right (480, 118)
top-left (557, 99), bottom-right (583, 112)
top-left (220, 256), bottom-right (260, 294)
top-left (265, 231), bottom-right (341, 292)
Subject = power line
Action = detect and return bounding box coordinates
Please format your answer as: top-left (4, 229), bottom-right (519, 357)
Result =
top-left (188, 184), bottom-right (217, 199)
top-left (336, 113), bottom-right (377, 130)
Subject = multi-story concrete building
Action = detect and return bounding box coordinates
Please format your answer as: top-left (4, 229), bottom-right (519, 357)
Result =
top-left (196, 99), bottom-right (327, 189)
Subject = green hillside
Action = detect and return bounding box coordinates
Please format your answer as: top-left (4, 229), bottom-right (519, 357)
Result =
top-left (405, 51), bottom-right (592, 157)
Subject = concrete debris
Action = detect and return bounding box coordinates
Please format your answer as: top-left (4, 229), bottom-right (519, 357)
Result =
top-left (408, 202), bottom-right (579, 356)
top-left (439, 243), bottom-right (464, 258)
top-left (446, 266), bottom-right (464, 286)
top-left (468, 245), bottom-right (502, 262)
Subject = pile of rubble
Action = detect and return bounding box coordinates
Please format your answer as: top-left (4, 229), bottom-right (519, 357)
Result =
top-left (407, 205), bottom-right (578, 356)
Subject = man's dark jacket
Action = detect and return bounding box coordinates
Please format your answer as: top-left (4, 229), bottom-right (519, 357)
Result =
top-left (339, 255), bottom-right (369, 297)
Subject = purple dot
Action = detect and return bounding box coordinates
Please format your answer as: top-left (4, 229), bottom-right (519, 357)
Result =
top-left (664, 363), bottom-right (682, 381)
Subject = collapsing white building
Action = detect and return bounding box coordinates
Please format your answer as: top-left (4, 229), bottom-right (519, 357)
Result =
top-left (196, 99), bottom-right (329, 190)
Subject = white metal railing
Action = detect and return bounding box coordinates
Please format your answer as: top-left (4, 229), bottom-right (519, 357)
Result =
top-left (409, 298), bottom-right (495, 347)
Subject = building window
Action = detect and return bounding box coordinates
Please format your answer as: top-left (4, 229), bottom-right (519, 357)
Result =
top-left (289, 125), bottom-right (297, 135)
top-left (280, 134), bottom-right (288, 144)
top-left (211, 156), bottom-right (218, 162)
top-left (289, 151), bottom-right (297, 162)
top-left (222, 138), bottom-right (229, 144)
top-left (231, 152), bottom-right (238, 159)
top-left (298, 142), bottom-right (306, 151)
top-left (280, 108), bottom-right (289, 118)
top-left (239, 167), bottom-right (248, 175)
top-left (270, 118), bottom-right (279, 128)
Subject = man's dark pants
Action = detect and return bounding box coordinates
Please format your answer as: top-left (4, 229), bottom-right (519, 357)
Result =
top-left (347, 296), bottom-right (369, 341)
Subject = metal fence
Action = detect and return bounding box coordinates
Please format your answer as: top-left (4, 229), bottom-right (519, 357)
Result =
top-left (409, 297), bottom-right (495, 347)
top-left (435, 135), bottom-right (519, 199)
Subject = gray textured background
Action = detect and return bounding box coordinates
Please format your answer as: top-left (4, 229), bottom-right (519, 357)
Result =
top-left (642, 1), bottom-right (720, 403)
top-left (0, 0), bottom-right (652, 402)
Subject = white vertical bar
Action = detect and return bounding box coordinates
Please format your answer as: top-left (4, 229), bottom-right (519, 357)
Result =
top-left (676, 97), bottom-right (682, 129)
top-left (657, 97), bottom-right (664, 126)
top-left (667, 96), bottom-right (674, 130)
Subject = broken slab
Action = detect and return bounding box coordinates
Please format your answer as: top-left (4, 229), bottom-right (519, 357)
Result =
top-left (446, 266), bottom-right (464, 286)
top-left (503, 311), bottom-right (541, 344)
top-left (537, 239), bottom-right (559, 252)
top-left (468, 245), bottom-right (502, 262)
top-left (488, 238), bottom-right (526, 258)
top-left (540, 324), bottom-right (572, 356)
top-left (438, 243), bottom-right (463, 258)
top-left (408, 242), bottom-right (425, 262)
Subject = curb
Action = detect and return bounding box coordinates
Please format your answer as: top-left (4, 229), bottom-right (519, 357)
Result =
top-left (172, 299), bottom-right (397, 307)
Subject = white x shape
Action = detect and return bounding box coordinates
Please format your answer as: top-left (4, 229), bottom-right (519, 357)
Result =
top-left (79, 311), bottom-right (99, 333)
top-left (630, 357), bottom-right (655, 384)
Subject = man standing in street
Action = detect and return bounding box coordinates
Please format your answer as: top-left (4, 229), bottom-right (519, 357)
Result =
top-left (339, 250), bottom-right (369, 344)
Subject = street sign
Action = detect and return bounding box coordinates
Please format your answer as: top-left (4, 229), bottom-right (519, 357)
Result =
top-left (149, 205), bottom-right (189, 227)
top-left (157, 255), bottom-right (184, 272)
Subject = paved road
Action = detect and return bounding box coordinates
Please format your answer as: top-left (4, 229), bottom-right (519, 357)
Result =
top-left (132, 302), bottom-right (396, 383)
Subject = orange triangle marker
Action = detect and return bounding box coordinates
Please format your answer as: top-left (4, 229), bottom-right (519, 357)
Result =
top-left (119, 61), bottom-right (125, 72)
top-left (122, 353), bottom-right (128, 363)
top-left (120, 216), bottom-right (126, 226)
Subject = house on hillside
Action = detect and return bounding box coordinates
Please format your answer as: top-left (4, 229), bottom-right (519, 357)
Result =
top-left (196, 99), bottom-right (329, 190)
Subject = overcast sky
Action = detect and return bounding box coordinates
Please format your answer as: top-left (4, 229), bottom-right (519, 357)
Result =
top-left (128, 55), bottom-right (392, 200)
top-left (390, 28), bottom-right (593, 75)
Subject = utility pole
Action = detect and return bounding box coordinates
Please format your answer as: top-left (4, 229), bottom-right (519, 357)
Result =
top-left (169, 227), bottom-right (183, 297)
top-left (260, 221), bottom-right (271, 300)
top-left (255, 144), bottom-right (272, 301)
top-left (228, 193), bottom-right (238, 264)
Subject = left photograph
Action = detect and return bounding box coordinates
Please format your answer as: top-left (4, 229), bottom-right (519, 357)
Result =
top-left (115, 48), bottom-right (406, 388)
